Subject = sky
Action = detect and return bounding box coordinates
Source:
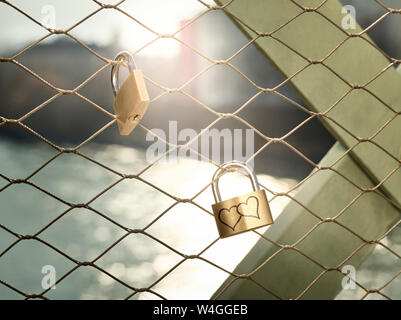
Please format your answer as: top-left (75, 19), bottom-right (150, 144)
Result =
top-left (0, 0), bottom-right (215, 57)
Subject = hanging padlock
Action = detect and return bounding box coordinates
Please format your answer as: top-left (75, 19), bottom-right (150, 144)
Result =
top-left (111, 51), bottom-right (150, 135)
top-left (211, 162), bottom-right (274, 238)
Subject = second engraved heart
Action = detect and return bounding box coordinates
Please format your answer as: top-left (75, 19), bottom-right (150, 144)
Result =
top-left (237, 196), bottom-right (260, 219)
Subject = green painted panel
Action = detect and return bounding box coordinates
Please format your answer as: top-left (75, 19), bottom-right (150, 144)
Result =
top-left (215, 0), bottom-right (401, 205)
top-left (212, 1), bottom-right (401, 299)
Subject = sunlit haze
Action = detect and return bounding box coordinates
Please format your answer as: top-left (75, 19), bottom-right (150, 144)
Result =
top-left (0, 0), bottom-right (215, 57)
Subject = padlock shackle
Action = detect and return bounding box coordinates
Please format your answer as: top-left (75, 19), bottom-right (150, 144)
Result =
top-left (111, 51), bottom-right (137, 97)
top-left (211, 161), bottom-right (260, 203)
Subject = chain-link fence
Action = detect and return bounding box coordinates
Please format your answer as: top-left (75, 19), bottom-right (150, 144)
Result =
top-left (1, 0), bottom-right (401, 300)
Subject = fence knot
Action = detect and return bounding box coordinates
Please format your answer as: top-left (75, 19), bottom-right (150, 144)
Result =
top-left (62, 148), bottom-right (75, 153)
top-left (348, 32), bottom-right (360, 38)
top-left (101, 4), bottom-right (115, 9)
top-left (73, 203), bottom-right (87, 208)
top-left (26, 293), bottom-right (43, 299)
top-left (326, 267), bottom-right (337, 272)
top-left (11, 178), bottom-right (25, 184)
top-left (127, 228), bottom-right (142, 234)
top-left (61, 89), bottom-right (74, 95)
top-left (4, 118), bottom-right (18, 124)
top-left (50, 29), bottom-right (65, 35)
top-left (367, 289), bottom-right (379, 294)
top-left (208, 5), bottom-right (222, 11)
top-left (219, 112), bottom-right (233, 119)
top-left (124, 173), bottom-right (138, 179)
top-left (20, 234), bottom-right (34, 240)
top-left (184, 254), bottom-right (197, 259)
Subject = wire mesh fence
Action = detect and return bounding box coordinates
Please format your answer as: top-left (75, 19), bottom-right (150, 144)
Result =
top-left (0, 0), bottom-right (401, 300)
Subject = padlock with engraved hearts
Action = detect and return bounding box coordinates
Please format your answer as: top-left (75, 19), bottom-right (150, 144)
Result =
top-left (111, 51), bottom-right (150, 135)
top-left (211, 161), bottom-right (274, 238)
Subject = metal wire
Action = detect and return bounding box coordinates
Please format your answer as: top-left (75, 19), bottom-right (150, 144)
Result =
top-left (0, 0), bottom-right (400, 300)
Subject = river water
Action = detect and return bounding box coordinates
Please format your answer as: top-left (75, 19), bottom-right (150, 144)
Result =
top-left (0, 138), bottom-right (400, 299)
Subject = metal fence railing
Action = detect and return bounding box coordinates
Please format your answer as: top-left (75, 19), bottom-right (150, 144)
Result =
top-left (1, 0), bottom-right (400, 300)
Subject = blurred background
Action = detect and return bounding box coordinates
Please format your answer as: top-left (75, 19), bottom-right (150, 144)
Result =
top-left (0, 0), bottom-right (401, 299)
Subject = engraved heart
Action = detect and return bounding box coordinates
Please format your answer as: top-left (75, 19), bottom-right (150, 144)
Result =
top-left (218, 206), bottom-right (242, 231)
top-left (237, 196), bottom-right (260, 219)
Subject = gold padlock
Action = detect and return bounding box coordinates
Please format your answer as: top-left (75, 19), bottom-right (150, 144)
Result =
top-left (211, 162), bottom-right (274, 238)
top-left (111, 51), bottom-right (150, 135)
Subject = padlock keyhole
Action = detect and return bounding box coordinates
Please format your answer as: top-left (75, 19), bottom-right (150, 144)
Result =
top-left (128, 114), bottom-right (141, 122)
